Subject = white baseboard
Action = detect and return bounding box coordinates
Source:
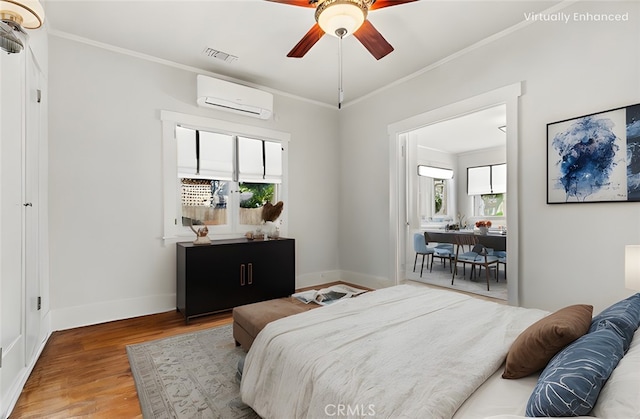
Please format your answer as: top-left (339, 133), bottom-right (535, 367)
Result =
top-left (295, 270), bottom-right (343, 289)
top-left (296, 270), bottom-right (393, 290)
top-left (50, 270), bottom-right (395, 331)
top-left (337, 270), bottom-right (394, 290)
top-left (52, 294), bottom-right (176, 331)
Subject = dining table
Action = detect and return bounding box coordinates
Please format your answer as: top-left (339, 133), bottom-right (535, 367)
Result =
top-left (424, 229), bottom-right (506, 251)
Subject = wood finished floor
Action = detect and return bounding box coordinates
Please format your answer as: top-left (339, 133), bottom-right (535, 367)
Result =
top-left (9, 310), bottom-right (233, 419)
top-left (9, 282), bottom-right (499, 418)
top-left (9, 281), bottom-right (350, 418)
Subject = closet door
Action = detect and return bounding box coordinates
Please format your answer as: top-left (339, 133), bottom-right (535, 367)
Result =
top-left (0, 49), bottom-right (26, 416)
top-left (24, 49), bottom-right (42, 362)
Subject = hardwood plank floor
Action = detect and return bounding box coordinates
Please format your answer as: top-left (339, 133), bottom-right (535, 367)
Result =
top-left (9, 310), bottom-right (232, 419)
top-left (9, 282), bottom-right (353, 418)
top-left (9, 281), bottom-right (497, 418)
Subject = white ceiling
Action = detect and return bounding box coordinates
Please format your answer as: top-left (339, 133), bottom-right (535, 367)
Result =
top-left (43, 0), bottom-right (561, 107)
top-left (416, 104), bottom-right (506, 154)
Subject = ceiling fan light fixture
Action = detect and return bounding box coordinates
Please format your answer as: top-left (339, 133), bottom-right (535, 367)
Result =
top-left (316, 0), bottom-right (368, 37)
top-left (0, 20), bottom-right (23, 53)
top-left (0, 0), bottom-right (45, 29)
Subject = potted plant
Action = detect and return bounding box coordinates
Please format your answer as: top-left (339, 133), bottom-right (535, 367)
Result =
top-left (475, 220), bottom-right (492, 235)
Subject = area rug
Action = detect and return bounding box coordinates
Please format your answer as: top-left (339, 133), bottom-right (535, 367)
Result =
top-left (126, 324), bottom-right (259, 419)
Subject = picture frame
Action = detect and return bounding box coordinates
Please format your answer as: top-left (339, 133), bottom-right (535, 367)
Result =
top-left (547, 102), bottom-right (640, 204)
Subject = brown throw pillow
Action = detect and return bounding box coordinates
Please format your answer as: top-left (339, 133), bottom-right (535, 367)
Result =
top-left (502, 304), bottom-right (593, 379)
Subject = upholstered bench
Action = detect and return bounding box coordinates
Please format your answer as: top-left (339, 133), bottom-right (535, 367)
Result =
top-left (233, 297), bottom-right (318, 351)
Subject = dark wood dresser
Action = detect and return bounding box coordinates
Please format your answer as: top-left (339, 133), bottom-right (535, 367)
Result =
top-left (176, 238), bottom-right (295, 323)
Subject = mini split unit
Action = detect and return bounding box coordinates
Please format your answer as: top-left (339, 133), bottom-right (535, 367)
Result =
top-left (196, 75), bottom-right (273, 120)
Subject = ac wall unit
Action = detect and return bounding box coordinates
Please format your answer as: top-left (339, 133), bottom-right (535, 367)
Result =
top-left (196, 75), bottom-right (273, 120)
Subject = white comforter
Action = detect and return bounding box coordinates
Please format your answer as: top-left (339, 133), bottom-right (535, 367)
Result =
top-left (241, 284), bottom-right (548, 419)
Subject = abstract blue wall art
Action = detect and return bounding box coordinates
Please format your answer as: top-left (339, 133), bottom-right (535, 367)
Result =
top-left (626, 104), bottom-right (640, 200)
top-left (548, 104), bottom-right (636, 204)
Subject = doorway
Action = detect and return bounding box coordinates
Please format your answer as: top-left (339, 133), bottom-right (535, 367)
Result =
top-left (388, 83), bottom-right (522, 305)
top-left (406, 105), bottom-right (507, 299)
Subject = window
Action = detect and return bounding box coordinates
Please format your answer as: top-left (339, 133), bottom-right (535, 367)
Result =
top-left (467, 163), bottom-right (506, 195)
top-left (467, 163), bottom-right (507, 217)
top-left (434, 179), bottom-right (448, 215)
top-left (162, 111), bottom-right (289, 240)
top-left (417, 165), bottom-right (454, 223)
top-left (473, 193), bottom-right (506, 217)
top-left (418, 175), bottom-right (453, 224)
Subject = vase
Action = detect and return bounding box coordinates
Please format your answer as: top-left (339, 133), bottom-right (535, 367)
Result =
top-left (478, 226), bottom-right (489, 235)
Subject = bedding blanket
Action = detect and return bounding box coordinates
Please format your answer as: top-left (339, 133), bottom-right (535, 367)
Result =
top-left (241, 284), bottom-right (548, 419)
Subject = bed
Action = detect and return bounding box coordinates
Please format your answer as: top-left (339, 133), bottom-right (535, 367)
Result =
top-left (240, 284), bottom-right (640, 419)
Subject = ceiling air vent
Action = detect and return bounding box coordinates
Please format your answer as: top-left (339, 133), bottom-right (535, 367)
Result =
top-left (202, 47), bottom-right (238, 64)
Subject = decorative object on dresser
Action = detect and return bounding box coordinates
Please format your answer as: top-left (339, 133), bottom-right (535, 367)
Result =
top-left (189, 221), bottom-right (211, 245)
top-left (261, 200), bottom-right (283, 238)
top-left (176, 238), bottom-right (295, 323)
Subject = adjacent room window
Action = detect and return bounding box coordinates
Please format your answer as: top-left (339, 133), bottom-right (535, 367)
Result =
top-left (162, 111), bottom-right (289, 240)
top-left (433, 179), bottom-right (448, 215)
top-left (467, 163), bottom-right (506, 195)
top-left (417, 166), bottom-right (453, 223)
top-left (467, 163), bottom-right (506, 217)
top-left (473, 193), bottom-right (506, 217)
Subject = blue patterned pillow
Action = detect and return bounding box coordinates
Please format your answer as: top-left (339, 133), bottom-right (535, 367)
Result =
top-left (589, 293), bottom-right (640, 351)
top-left (525, 327), bottom-right (625, 417)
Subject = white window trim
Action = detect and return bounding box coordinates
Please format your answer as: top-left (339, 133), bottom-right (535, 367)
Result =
top-left (161, 110), bottom-right (290, 244)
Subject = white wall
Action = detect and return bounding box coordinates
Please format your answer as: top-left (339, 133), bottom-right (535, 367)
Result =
top-left (339, 1), bottom-right (640, 313)
top-left (46, 1), bottom-right (640, 328)
top-left (48, 36), bottom-right (340, 330)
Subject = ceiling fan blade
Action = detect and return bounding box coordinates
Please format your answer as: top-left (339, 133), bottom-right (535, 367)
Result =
top-left (370, 0), bottom-right (418, 10)
top-left (287, 23), bottom-right (325, 58)
top-left (353, 20), bottom-right (394, 60)
top-left (265, 0), bottom-right (316, 7)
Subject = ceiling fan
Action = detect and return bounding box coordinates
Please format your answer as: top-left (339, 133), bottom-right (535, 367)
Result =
top-left (267, 0), bottom-right (417, 60)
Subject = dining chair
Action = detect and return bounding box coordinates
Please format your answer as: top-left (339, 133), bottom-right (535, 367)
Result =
top-left (494, 250), bottom-right (507, 280)
top-left (451, 234), bottom-right (499, 291)
top-left (428, 238), bottom-right (454, 273)
top-left (413, 233), bottom-right (435, 277)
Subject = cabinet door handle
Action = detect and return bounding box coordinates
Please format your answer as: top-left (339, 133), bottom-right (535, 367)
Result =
top-left (240, 264), bottom-right (245, 286)
top-left (248, 263), bottom-right (253, 285)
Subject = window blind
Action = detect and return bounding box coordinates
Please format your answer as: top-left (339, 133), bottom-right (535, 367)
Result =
top-left (491, 163), bottom-right (507, 194)
top-left (264, 141), bottom-right (283, 183)
top-left (198, 131), bottom-right (234, 180)
top-left (238, 137), bottom-right (283, 183)
top-left (176, 126), bottom-right (197, 176)
top-left (238, 136), bottom-right (264, 182)
top-left (467, 166), bottom-right (492, 195)
top-left (467, 163), bottom-right (507, 195)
